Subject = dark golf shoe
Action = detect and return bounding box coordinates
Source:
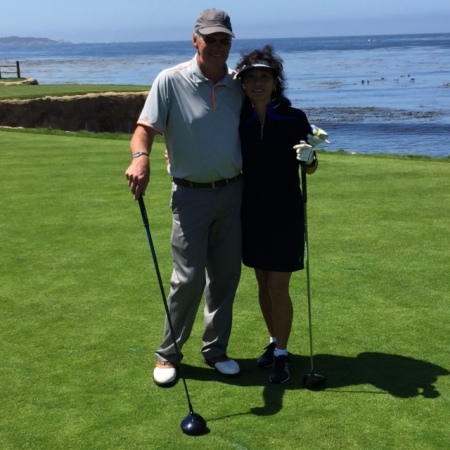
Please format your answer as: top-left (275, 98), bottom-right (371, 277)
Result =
top-left (269, 354), bottom-right (290, 384)
top-left (257, 342), bottom-right (276, 368)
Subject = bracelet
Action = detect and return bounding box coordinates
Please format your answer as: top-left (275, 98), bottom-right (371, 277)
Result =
top-left (132, 151), bottom-right (149, 159)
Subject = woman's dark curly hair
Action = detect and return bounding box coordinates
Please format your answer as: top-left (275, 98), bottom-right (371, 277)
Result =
top-left (236, 45), bottom-right (291, 106)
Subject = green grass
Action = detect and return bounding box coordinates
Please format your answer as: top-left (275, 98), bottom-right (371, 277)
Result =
top-left (1, 129), bottom-right (449, 449)
top-left (0, 84), bottom-right (148, 100)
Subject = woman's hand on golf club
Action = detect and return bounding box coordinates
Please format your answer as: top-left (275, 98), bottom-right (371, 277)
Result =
top-left (294, 141), bottom-right (314, 164)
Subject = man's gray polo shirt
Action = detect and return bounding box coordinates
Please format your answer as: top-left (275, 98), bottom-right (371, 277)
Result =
top-left (138, 55), bottom-right (243, 183)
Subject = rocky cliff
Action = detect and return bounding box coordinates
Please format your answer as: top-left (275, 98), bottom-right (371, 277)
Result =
top-left (0, 91), bottom-right (148, 133)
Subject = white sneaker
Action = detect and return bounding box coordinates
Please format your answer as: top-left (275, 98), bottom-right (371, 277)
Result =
top-left (153, 360), bottom-right (177, 386)
top-left (204, 355), bottom-right (240, 377)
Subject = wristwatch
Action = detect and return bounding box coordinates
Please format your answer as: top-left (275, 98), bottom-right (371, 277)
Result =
top-left (132, 151), bottom-right (149, 159)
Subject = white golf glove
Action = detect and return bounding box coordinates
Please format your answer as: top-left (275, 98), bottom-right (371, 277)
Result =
top-left (294, 141), bottom-right (314, 164)
top-left (307, 125), bottom-right (330, 147)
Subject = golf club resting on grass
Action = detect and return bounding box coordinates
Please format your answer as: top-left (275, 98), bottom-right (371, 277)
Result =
top-left (138, 196), bottom-right (208, 436)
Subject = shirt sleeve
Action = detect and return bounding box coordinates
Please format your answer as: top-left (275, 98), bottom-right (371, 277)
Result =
top-left (136, 71), bottom-right (169, 134)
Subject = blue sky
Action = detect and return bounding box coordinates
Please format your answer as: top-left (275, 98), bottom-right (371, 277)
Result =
top-left (2, 0), bottom-right (450, 43)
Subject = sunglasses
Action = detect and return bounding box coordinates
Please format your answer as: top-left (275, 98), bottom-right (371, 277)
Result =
top-left (200, 34), bottom-right (232, 46)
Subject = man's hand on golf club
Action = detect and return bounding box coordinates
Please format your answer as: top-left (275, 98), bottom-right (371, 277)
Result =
top-left (126, 125), bottom-right (153, 200)
top-left (294, 141), bottom-right (315, 164)
top-left (126, 158), bottom-right (150, 200)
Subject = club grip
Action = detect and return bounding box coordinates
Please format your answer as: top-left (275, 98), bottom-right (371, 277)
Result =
top-left (138, 196), bottom-right (149, 227)
top-left (301, 169), bottom-right (307, 203)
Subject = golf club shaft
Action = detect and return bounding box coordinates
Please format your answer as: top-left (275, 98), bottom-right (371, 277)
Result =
top-left (301, 170), bottom-right (315, 373)
top-left (138, 196), bottom-right (195, 413)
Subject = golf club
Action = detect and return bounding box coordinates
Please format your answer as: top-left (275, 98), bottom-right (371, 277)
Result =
top-left (138, 196), bottom-right (207, 436)
top-left (301, 170), bottom-right (326, 390)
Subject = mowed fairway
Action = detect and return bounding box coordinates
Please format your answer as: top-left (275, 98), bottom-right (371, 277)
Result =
top-left (1, 129), bottom-right (449, 449)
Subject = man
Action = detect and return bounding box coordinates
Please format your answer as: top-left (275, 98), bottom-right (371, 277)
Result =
top-left (125, 9), bottom-right (243, 387)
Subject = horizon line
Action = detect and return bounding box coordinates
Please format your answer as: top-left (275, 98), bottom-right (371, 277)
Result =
top-left (1, 31), bottom-right (449, 46)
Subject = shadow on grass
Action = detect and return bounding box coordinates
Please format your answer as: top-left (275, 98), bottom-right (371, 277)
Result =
top-left (182, 352), bottom-right (449, 418)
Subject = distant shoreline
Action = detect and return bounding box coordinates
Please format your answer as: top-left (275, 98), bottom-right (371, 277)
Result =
top-left (0, 36), bottom-right (70, 46)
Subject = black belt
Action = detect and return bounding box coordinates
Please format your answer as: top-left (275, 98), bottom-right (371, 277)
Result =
top-left (172, 174), bottom-right (240, 189)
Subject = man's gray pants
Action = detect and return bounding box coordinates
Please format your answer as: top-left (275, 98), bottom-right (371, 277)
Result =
top-left (156, 176), bottom-right (242, 363)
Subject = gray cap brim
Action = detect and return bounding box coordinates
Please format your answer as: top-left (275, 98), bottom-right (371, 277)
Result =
top-left (197, 26), bottom-right (235, 37)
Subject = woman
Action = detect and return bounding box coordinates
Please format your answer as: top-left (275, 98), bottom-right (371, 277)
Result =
top-left (236, 45), bottom-right (323, 384)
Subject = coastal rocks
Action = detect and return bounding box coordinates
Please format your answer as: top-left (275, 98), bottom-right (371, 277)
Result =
top-left (0, 77), bottom-right (38, 85)
top-left (305, 106), bottom-right (441, 123)
top-left (0, 91), bottom-right (147, 132)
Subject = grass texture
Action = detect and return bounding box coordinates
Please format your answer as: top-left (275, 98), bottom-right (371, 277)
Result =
top-left (0, 84), bottom-right (148, 100)
top-left (1, 129), bottom-right (449, 449)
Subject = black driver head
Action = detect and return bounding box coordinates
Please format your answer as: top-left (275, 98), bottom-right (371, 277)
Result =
top-left (180, 412), bottom-right (208, 436)
top-left (303, 372), bottom-right (326, 390)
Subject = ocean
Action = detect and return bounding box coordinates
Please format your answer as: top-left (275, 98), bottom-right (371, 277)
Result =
top-left (1, 33), bottom-right (450, 157)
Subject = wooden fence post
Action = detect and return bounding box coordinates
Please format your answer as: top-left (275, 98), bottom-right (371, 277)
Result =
top-left (16, 61), bottom-right (21, 78)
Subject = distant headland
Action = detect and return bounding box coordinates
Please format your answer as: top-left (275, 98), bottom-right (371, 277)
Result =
top-left (0, 36), bottom-right (70, 45)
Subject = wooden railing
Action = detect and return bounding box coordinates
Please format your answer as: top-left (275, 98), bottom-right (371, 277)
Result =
top-left (0, 61), bottom-right (21, 79)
